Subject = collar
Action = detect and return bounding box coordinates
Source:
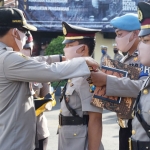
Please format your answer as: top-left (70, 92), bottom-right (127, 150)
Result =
top-left (0, 42), bottom-right (13, 51)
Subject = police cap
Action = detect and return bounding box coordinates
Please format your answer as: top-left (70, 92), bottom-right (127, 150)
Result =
top-left (110, 13), bottom-right (140, 31)
top-left (62, 21), bottom-right (100, 44)
top-left (0, 7), bottom-right (37, 31)
top-left (138, 2), bottom-right (150, 37)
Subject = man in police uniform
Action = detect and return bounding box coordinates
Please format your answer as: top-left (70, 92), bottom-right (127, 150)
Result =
top-left (112, 43), bottom-right (123, 61)
top-left (100, 45), bottom-right (111, 68)
top-left (129, 2), bottom-right (150, 150)
top-left (58, 22), bottom-right (104, 150)
top-left (0, 8), bottom-right (99, 150)
top-left (90, 14), bottom-right (149, 150)
top-left (21, 31), bottom-right (50, 150)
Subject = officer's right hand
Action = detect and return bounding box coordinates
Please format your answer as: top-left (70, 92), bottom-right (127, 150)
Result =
top-left (84, 57), bottom-right (99, 71)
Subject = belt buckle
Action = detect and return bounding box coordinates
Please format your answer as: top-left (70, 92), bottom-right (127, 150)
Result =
top-left (117, 118), bottom-right (128, 128)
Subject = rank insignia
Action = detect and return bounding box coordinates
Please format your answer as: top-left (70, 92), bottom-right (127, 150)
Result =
top-left (18, 53), bottom-right (28, 59)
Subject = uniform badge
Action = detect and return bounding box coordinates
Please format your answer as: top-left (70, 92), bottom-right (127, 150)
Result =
top-left (137, 8), bottom-right (143, 21)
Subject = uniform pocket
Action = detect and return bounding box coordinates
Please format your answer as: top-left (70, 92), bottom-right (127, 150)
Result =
top-left (63, 126), bottom-right (87, 139)
top-left (65, 86), bottom-right (75, 96)
top-left (60, 126), bottom-right (87, 150)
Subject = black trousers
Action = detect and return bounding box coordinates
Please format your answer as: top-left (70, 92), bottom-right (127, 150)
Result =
top-left (35, 137), bottom-right (48, 150)
top-left (119, 119), bottom-right (132, 150)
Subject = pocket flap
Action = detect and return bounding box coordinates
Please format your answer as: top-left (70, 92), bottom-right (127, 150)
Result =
top-left (63, 127), bottom-right (87, 139)
top-left (65, 86), bottom-right (75, 96)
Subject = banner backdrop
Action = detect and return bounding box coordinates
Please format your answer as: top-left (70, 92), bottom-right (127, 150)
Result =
top-left (18, 0), bottom-right (147, 32)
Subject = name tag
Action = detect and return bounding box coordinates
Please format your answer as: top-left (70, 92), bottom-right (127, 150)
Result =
top-left (139, 64), bottom-right (150, 78)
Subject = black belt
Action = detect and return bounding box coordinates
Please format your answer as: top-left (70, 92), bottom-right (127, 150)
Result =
top-left (59, 114), bottom-right (89, 126)
top-left (131, 139), bottom-right (150, 150)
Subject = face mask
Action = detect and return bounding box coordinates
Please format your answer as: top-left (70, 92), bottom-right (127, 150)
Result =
top-left (115, 32), bottom-right (136, 52)
top-left (20, 49), bottom-right (31, 57)
top-left (13, 29), bottom-right (27, 51)
top-left (63, 44), bottom-right (84, 60)
top-left (138, 41), bottom-right (150, 66)
top-left (101, 49), bottom-right (106, 55)
top-left (113, 49), bottom-right (118, 54)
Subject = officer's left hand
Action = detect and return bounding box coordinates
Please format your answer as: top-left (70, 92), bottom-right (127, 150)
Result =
top-left (90, 70), bottom-right (107, 87)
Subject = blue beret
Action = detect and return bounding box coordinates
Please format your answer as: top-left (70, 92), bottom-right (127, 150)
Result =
top-left (110, 13), bottom-right (141, 31)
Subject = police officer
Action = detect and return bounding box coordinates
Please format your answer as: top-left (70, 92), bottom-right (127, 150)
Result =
top-left (22, 32), bottom-right (50, 150)
top-left (58, 22), bottom-right (104, 150)
top-left (112, 43), bottom-right (123, 61)
top-left (130, 2), bottom-right (150, 150)
top-left (0, 8), bottom-right (99, 150)
top-left (90, 14), bottom-right (149, 150)
top-left (100, 45), bottom-right (111, 68)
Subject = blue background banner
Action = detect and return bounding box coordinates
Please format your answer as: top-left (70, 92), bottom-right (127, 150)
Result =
top-left (18, 0), bottom-right (147, 32)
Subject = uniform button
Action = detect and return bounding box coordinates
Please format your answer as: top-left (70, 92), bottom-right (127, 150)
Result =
top-left (58, 125), bottom-right (61, 129)
top-left (143, 89), bottom-right (149, 95)
top-left (60, 109), bottom-right (62, 113)
top-left (132, 130), bottom-right (136, 135)
top-left (134, 57), bottom-right (138, 61)
top-left (73, 133), bottom-right (77, 136)
top-left (68, 79), bottom-right (71, 83)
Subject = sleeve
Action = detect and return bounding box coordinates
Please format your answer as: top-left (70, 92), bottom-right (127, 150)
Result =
top-left (32, 55), bottom-right (60, 64)
top-left (105, 75), bottom-right (144, 98)
top-left (77, 78), bottom-right (103, 113)
top-left (3, 52), bottom-right (90, 83)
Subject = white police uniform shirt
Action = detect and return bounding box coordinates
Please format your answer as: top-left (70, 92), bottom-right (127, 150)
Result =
top-left (0, 42), bottom-right (90, 150)
top-left (132, 76), bottom-right (150, 142)
top-left (58, 77), bottom-right (104, 150)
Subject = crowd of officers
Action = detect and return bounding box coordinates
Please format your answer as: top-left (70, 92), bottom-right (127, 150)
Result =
top-left (1, 1), bottom-right (150, 150)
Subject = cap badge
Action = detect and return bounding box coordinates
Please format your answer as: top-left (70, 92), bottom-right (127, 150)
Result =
top-left (138, 8), bottom-right (143, 21)
top-left (63, 25), bottom-right (67, 35)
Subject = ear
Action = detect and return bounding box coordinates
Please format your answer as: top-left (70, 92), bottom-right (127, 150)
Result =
top-left (11, 28), bottom-right (18, 38)
top-left (82, 45), bottom-right (89, 55)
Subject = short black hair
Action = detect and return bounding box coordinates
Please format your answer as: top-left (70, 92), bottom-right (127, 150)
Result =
top-left (77, 38), bottom-right (95, 56)
top-left (0, 27), bottom-right (10, 37)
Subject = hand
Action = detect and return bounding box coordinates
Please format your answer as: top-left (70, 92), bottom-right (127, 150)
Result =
top-left (90, 70), bottom-right (107, 87)
top-left (84, 57), bottom-right (99, 71)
